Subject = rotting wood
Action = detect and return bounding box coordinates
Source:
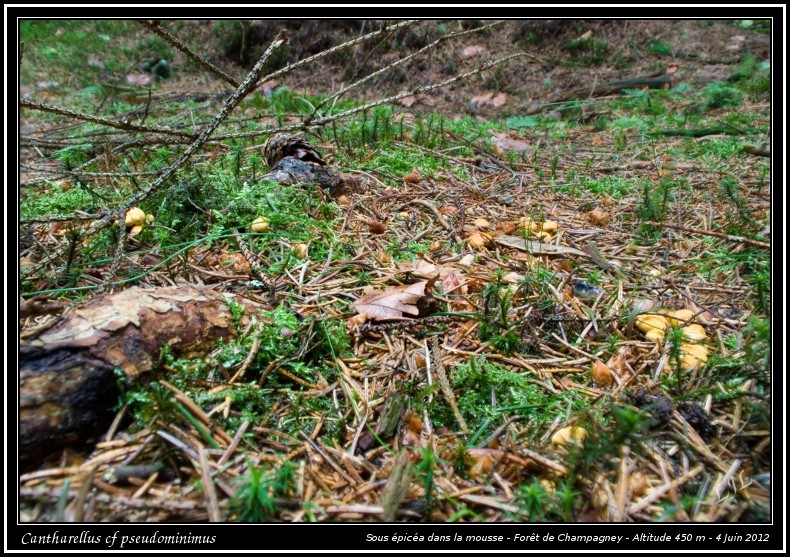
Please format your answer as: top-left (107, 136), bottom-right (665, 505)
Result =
top-left (19, 285), bottom-right (265, 469)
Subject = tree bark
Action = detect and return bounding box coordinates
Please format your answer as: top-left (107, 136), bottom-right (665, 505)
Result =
top-left (19, 285), bottom-right (263, 469)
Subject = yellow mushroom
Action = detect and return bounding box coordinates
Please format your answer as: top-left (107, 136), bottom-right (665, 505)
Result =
top-left (551, 426), bottom-right (587, 447)
top-left (517, 217), bottom-right (537, 231)
top-left (250, 216), bottom-right (270, 233)
top-left (124, 207), bottom-right (146, 227)
top-left (540, 220), bottom-right (558, 234)
top-left (682, 324), bottom-right (707, 341)
top-left (630, 471), bottom-right (649, 497)
top-left (473, 218), bottom-right (491, 228)
top-left (591, 359), bottom-right (613, 387)
top-left (679, 343), bottom-right (708, 371)
top-left (665, 308), bottom-right (695, 328)
top-left (635, 314), bottom-right (669, 335)
top-left (468, 232), bottom-right (493, 249)
top-left (294, 243), bottom-right (309, 259)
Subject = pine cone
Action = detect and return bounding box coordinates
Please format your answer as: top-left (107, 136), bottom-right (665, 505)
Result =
top-left (262, 134), bottom-right (326, 168)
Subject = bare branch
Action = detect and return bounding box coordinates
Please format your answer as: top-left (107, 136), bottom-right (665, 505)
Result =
top-left (137, 20), bottom-right (240, 87)
top-left (308, 21), bottom-right (505, 123)
top-left (21, 164), bottom-right (164, 178)
top-left (20, 100), bottom-right (196, 138)
top-left (21, 213), bottom-right (109, 225)
top-left (252, 20), bottom-right (419, 89)
top-left (647, 221), bottom-right (771, 249)
top-left (94, 208), bottom-right (128, 296)
top-left (29, 31), bottom-right (288, 272)
top-left (311, 52), bottom-right (540, 128)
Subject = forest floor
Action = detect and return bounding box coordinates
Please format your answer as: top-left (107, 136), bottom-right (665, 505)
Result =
top-left (18, 19), bottom-right (772, 524)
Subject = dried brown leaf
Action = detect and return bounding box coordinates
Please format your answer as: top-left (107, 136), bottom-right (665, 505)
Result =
top-left (352, 281), bottom-right (430, 321)
top-left (396, 259), bottom-right (437, 277)
top-left (441, 272), bottom-right (461, 294)
top-left (470, 91), bottom-right (508, 110)
top-left (491, 133), bottom-right (531, 156)
top-left (126, 73), bottom-right (151, 86)
top-left (460, 44), bottom-right (487, 58)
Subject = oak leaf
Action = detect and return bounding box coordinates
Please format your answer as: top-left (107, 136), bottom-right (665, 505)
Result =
top-left (352, 278), bottom-right (437, 321)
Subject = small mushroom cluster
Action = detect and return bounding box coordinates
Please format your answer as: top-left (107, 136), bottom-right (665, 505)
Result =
top-left (467, 218), bottom-right (494, 249)
top-left (636, 309), bottom-right (709, 371)
top-left (518, 218), bottom-right (558, 242)
top-left (466, 217), bottom-right (560, 250)
top-left (123, 207), bottom-right (154, 237)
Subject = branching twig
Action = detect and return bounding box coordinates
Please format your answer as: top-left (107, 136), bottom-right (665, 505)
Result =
top-left (211, 52), bottom-right (539, 143)
top-left (21, 212), bottom-right (109, 224)
top-left (94, 208), bottom-right (128, 296)
top-left (21, 163), bottom-right (164, 178)
top-left (648, 221), bottom-right (770, 249)
top-left (309, 52), bottom-right (539, 128)
top-left (138, 20), bottom-right (240, 87)
top-left (252, 20), bottom-right (418, 90)
top-left (20, 100), bottom-right (196, 138)
top-left (80, 31), bottom-right (287, 240)
top-left (20, 134), bottom-right (198, 189)
top-left (308, 21), bottom-right (505, 123)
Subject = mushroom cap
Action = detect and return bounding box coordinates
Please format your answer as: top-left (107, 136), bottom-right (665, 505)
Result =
top-left (124, 207), bottom-right (146, 227)
top-left (540, 220), bottom-right (558, 233)
top-left (662, 308), bottom-right (695, 328)
top-left (682, 323), bottom-right (707, 341)
top-left (680, 343), bottom-right (709, 371)
top-left (250, 216), bottom-right (270, 233)
top-left (468, 232), bottom-right (493, 249)
top-left (294, 243), bottom-right (309, 259)
top-left (636, 314), bottom-right (669, 334)
top-left (591, 359), bottom-right (613, 387)
top-left (551, 426), bottom-right (587, 447)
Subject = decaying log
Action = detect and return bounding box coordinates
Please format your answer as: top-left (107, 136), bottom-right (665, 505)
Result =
top-left (19, 285), bottom-right (264, 469)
